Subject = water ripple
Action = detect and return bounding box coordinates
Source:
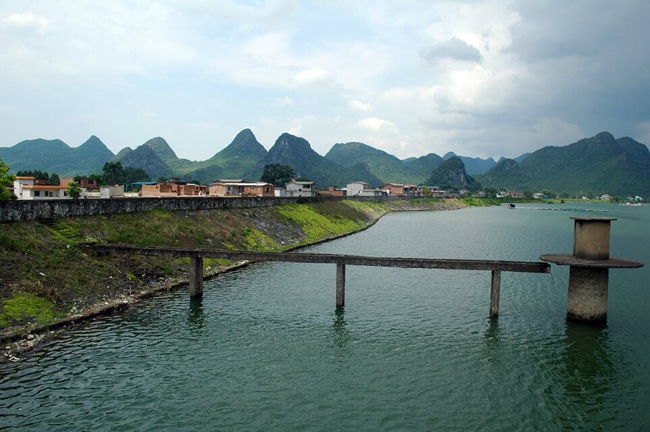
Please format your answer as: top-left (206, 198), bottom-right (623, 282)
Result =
top-left (2, 204), bottom-right (649, 431)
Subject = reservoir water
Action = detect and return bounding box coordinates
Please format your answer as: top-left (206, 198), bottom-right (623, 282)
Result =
top-left (1, 203), bottom-right (649, 431)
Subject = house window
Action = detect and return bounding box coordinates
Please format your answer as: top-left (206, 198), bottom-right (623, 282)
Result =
top-left (34, 191), bottom-right (40, 197)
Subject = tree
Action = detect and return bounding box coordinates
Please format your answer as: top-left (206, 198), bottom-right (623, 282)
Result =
top-left (66, 181), bottom-right (82, 199)
top-left (541, 189), bottom-right (556, 199)
top-left (261, 163), bottom-right (296, 187)
top-left (523, 190), bottom-right (534, 199)
top-left (16, 170), bottom-right (48, 179)
top-left (122, 167), bottom-right (151, 184)
top-left (0, 157), bottom-right (16, 200)
top-left (102, 161), bottom-right (124, 185)
top-left (48, 173), bottom-right (60, 185)
top-left (421, 186), bottom-right (433, 198)
top-left (483, 187), bottom-right (497, 198)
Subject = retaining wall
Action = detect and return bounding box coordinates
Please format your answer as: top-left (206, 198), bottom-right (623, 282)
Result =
top-left (0, 195), bottom-right (402, 223)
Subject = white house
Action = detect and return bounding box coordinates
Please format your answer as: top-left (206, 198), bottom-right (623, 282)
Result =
top-left (13, 176), bottom-right (75, 200)
top-left (346, 181), bottom-right (387, 197)
top-left (286, 180), bottom-right (317, 197)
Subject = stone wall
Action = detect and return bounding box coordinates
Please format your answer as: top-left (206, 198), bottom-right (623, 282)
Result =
top-left (0, 195), bottom-right (401, 223)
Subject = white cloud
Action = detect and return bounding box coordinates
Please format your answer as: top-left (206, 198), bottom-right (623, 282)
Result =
top-left (348, 100), bottom-right (373, 112)
top-left (1, 12), bottom-right (52, 32)
top-left (294, 68), bottom-right (331, 85)
top-left (637, 122), bottom-right (650, 145)
top-left (420, 37), bottom-right (482, 63)
top-left (287, 123), bottom-right (302, 136)
top-left (357, 117), bottom-right (397, 132)
top-left (0, 0), bottom-right (648, 161)
top-left (274, 96), bottom-right (295, 107)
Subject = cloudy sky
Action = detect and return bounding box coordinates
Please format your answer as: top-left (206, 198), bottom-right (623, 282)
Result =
top-left (1, 0), bottom-right (649, 161)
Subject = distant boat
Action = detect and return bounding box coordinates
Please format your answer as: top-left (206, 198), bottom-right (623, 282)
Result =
top-left (508, 203), bottom-right (516, 209)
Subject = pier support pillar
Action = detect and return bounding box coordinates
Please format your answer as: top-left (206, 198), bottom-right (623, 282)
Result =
top-left (567, 266), bottom-right (608, 323)
top-left (336, 263), bottom-right (345, 308)
top-left (189, 257), bottom-right (204, 298)
top-left (541, 216), bottom-right (642, 325)
top-left (566, 218), bottom-right (613, 323)
top-left (490, 270), bottom-right (501, 318)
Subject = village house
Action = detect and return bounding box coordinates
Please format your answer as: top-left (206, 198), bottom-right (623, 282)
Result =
top-left (141, 182), bottom-right (182, 197)
top-left (601, 194), bottom-right (612, 201)
top-left (317, 185), bottom-right (346, 197)
top-left (209, 180), bottom-right (274, 197)
top-left (423, 186), bottom-right (447, 198)
top-left (285, 180), bottom-right (317, 197)
top-left (83, 185), bottom-right (127, 199)
top-left (382, 183), bottom-right (422, 197)
top-left (74, 177), bottom-right (99, 190)
top-left (13, 176), bottom-right (76, 200)
top-left (141, 179), bottom-right (207, 197)
top-left (346, 181), bottom-right (387, 197)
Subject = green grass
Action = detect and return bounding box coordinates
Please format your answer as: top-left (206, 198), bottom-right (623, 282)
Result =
top-left (276, 203), bottom-right (369, 243)
top-left (0, 200), bottom-right (384, 331)
top-left (241, 228), bottom-right (279, 251)
top-left (0, 293), bottom-right (58, 328)
top-left (0, 233), bottom-right (20, 252)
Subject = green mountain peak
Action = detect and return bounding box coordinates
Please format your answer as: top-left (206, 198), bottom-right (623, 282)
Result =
top-left (143, 137), bottom-right (178, 163)
top-left (426, 156), bottom-right (478, 189)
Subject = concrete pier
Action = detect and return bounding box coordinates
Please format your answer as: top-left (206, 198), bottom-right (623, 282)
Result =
top-left (490, 270), bottom-right (501, 317)
top-left (572, 217), bottom-right (612, 260)
top-left (541, 217), bottom-right (643, 324)
top-left (189, 257), bottom-right (204, 297)
top-left (566, 266), bottom-right (608, 322)
top-left (336, 263), bottom-right (346, 308)
top-left (91, 244), bottom-right (551, 317)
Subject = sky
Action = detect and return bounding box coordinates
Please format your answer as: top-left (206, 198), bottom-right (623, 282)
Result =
top-left (1, 0), bottom-right (649, 161)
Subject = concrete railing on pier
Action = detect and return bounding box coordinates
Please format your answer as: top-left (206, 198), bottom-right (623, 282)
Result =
top-left (90, 244), bottom-right (551, 318)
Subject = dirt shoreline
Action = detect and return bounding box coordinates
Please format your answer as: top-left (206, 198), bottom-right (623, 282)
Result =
top-left (1, 200), bottom-right (469, 361)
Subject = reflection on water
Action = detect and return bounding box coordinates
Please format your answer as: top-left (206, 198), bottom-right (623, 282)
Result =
top-left (330, 309), bottom-right (350, 349)
top-left (187, 297), bottom-right (205, 331)
top-left (484, 317), bottom-right (500, 349)
top-left (559, 323), bottom-right (614, 419)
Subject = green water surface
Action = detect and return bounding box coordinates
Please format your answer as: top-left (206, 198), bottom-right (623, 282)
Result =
top-left (1, 203), bottom-right (648, 431)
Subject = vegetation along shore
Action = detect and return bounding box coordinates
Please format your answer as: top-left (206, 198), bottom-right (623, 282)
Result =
top-left (0, 198), bottom-right (493, 357)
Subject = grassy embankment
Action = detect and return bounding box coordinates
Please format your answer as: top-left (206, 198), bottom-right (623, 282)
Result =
top-left (0, 198), bottom-right (485, 337)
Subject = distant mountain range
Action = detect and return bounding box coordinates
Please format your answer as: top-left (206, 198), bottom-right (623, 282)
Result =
top-left (0, 135), bottom-right (114, 176)
top-left (475, 132), bottom-right (650, 197)
top-left (1, 130), bottom-right (649, 197)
